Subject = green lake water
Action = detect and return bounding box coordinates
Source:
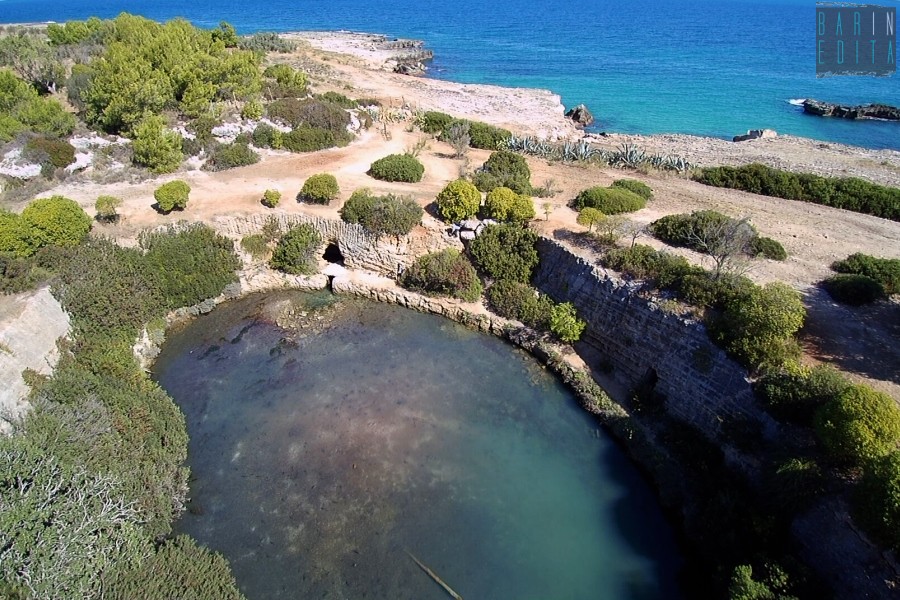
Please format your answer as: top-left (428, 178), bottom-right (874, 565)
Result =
top-left (153, 291), bottom-right (682, 599)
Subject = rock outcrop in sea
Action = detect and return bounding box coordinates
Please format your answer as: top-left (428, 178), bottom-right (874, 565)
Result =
top-left (802, 99), bottom-right (900, 121)
top-left (732, 128), bottom-right (777, 142)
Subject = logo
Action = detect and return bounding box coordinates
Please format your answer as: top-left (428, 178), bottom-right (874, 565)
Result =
top-left (816, 2), bottom-right (896, 76)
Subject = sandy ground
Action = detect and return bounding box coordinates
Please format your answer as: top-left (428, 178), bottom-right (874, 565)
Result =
top-left (6, 32), bottom-right (900, 400)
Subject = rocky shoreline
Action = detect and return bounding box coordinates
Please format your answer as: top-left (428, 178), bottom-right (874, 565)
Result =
top-left (803, 99), bottom-right (900, 121)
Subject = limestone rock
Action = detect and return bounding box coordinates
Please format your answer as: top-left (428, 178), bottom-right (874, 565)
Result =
top-left (802, 99), bottom-right (900, 121)
top-left (732, 129), bottom-right (777, 142)
top-left (565, 104), bottom-right (595, 127)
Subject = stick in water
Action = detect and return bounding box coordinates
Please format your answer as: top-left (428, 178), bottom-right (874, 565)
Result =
top-left (405, 550), bottom-right (463, 600)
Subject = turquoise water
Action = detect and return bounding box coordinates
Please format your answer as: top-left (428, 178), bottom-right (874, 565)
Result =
top-left (152, 292), bottom-right (682, 599)
top-left (2, 0), bottom-right (899, 149)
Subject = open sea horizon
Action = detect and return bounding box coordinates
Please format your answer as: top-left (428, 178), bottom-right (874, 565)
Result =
top-left (2, 0), bottom-right (899, 149)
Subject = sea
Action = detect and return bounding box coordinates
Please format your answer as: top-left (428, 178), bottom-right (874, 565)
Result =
top-left (2, 0), bottom-right (899, 149)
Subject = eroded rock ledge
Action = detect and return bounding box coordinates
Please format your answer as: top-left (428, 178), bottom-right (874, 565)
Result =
top-left (803, 99), bottom-right (900, 121)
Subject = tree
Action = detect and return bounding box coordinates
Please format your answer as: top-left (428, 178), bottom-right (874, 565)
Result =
top-left (542, 202), bottom-right (553, 221)
top-left (21, 196), bottom-right (92, 248)
top-left (132, 115), bottom-right (183, 173)
top-left (0, 31), bottom-right (65, 93)
top-left (469, 223), bottom-right (540, 283)
top-left (445, 120), bottom-right (470, 158)
top-left (154, 180), bottom-right (191, 213)
top-left (471, 150), bottom-right (531, 194)
top-left (95, 195), bottom-right (123, 223)
top-left (687, 214), bottom-right (756, 278)
top-left (270, 224), bottom-right (322, 275)
top-left (576, 207), bottom-right (604, 232)
top-left (484, 187), bottom-right (535, 223)
top-left (435, 179), bottom-right (481, 223)
top-left (549, 302), bottom-right (586, 342)
top-left (815, 385), bottom-right (900, 464)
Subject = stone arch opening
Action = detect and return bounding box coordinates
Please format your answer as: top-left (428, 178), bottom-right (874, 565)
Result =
top-left (323, 241), bottom-right (344, 265)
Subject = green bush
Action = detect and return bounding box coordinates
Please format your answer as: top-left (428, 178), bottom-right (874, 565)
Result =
top-left (338, 189), bottom-right (423, 238)
top-left (24, 136), bottom-right (76, 169)
top-left (549, 302), bottom-right (587, 343)
top-left (131, 115), bottom-right (184, 174)
top-left (298, 173), bottom-right (339, 204)
top-left (483, 186), bottom-right (535, 223)
top-left (611, 179), bottom-right (653, 200)
top-left (471, 150), bottom-right (531, 194)
top-left (469, 223), bottom-right (539, 283)
top-left (266, 98), bottom-right (348, 134)
top-left (103, 535), bottom-right (246, 600)
top-left (251, 122), bottom-right (283, 149)
top-left (281, 126), bottom-right (335, 152)
top-left (857, 450), bottom-right (900, 552)
top-left (240, 99), bottom-right (264, 120)
top-left (270, 224), bottom-right (322, 275)
top-left (486, 280), bottom-right (554, 328)
top-left (401, 248), bottom-right (482, 302)
top-left (0, 253), bottom-right (53, 294)
top-left (750, 236), bottom-right (787, 260)
top-left (0, 210), bottom-right (35, 257)
top-left (203, 142), bottom-right (259, 171)
top-left (261, 189), bottom-right (281, 208)
top-left (694, 164), bottom-right (900, 221)
top-left (22, 196), bottom-right (92, 249)
top-left (822, 274), bottom-right (886, 305)
top-left (576, 207), bottom-right (605, 232)
top-left (573, 186), bottom-right (646, 214)
top-left (262, 64), bottom-right (307, 94)
top-left (95, 195), bottom-right (122, 223)
top-left (467, 121), bottom-right (512, 150)
top-left (139, 223), bottom-right (240, 310)
top-left (368, 153), bottom-right (424, 183)
top-left (154, 180), bottom-right (191, 213)
top-left (240, 32), bottom-right (297, 53)
top-left (240, 233), bottom-right (269, 258)
top-left (316, 91), bottom-right (356, 108)
top-left (435, 179), bottom-right (481, 222)
top-left (832, 253), bottom-right (900, 295)
top-left (815, 384), bottom-right (900, 464)
top-left (419, 111), bottom-right (454, 134)
top-left (755, 363), bottom-right (850, 425)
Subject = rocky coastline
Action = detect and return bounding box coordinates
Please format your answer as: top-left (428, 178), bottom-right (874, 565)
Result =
top-left (802, 99), bottom-right (900, 121)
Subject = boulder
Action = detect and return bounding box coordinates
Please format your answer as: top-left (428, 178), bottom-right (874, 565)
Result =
top-left (732, 129), bottom-right (777, 142)
top-left (565, 104), bottom-right (595, 127)
top-left (802, 99), bottom-right (900, 121)
top-left (393, 61), bottom-right (427, 76)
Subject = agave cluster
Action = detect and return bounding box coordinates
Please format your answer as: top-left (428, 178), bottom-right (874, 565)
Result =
top-left (504, 136), bottom-right (694, 173)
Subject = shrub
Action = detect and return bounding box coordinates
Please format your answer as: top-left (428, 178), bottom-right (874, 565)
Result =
top-left (270, 224), bottom-right (321, 275)
top-left (483, 187), bottom-right (535, 223)
top-left (467, 121), bottom-right (512, 150)
top-left (832, 253), bottom-right (900, 295)
top-left (240, 99), bottom-right (264, 120)
top-left (435, 179), bottom-right (481, 223)
top-left (262, 64), bottom-right (307, 93)
top-left (266, 98), bottom-right (347, 134)
top-left (576, 207), bottom-right (605, 232)
top-left (419, 111), bottom-right (454, 134)
top-left (713, 282), bottom-right (805, 370)
top-left (153, 180), bottom-right (190, 213)
top-left (611, 179), bottom-right (653, 200)
top-left (368, 153), bottom-right (424, 183)
top-left (131, 115), bottom-right (183, 174)
top-left (651, 210), bottom-right (733, 249)
top-left (857, 450), bottom-right (900, 552)
top-left (281, 126), bottom-right (335, 152)
top-left (549, 302), bottom-right (586, 343)
top-left (822, 274), bottom-right (886, 305)
top-left (815, 384), bottom-right (900, 464)
top-left (95, 195), bottom-right (122, 223)
top-left (573, 186), bottom-right (646, 214)
top-left (401, 248), bottom-right (482, 302)
top-left (486, 280), bottom-right (554, 328)
top-left (755, 363), bottom-right (850, 425)
top-left (251, 122), bottom-right (283, 149)
top-left (240, 32), bottom-right (297, 53)
top-left (298, 173), bottom-right (339, 204)
top-left (339, 189), bottom-right (423, 238)
top-left (0, 253), bottom-right (53, 294)
top-left (203, 142), bottom-right (259, 171)
top-left (316, 91), bottom-right (356, 108)
top-left (471, 150), bottom-right (531, 194)
top-left (750, 236), bottom-right (787, 260)
top-left (0, 210), bottom-right (36, 257)
top-left (240, 233), bottom-right (269, 259)
top-left (261, 189), bottom-right (281, 208)
top-left (22, 196), bottom-right (91, 249)
top-left (469, 223), bottom-right (540, 283)
top-left (24, 136), bottom-right (76, 169)
top-left (443, 121), bottom-right (470, 158)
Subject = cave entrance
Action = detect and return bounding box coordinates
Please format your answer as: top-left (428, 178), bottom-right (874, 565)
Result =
top-left (323, 242), bottom-right (344, 265)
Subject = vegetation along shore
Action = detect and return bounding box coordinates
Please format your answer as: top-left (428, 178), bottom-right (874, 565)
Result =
top-left (0, 15), bottom-right (899, 600)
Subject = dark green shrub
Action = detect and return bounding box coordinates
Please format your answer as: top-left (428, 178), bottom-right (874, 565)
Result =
top-left (435, 179), bottom-right (481, 222)
top-left (316, 91), bottom-right (356, 108)
top-left (203, 142), bottom-right (259, 171)
top-left (856, 450), bottom-right (900, 552)
top-left (270, 224), bottom-right (322, 275)
top-left (755, 363), bottom-right (850, 425)
top-left (298, 173), bottom-right (339, 204)
top-left (21, 196), bottom-right (91, 249)
top-left (822, 274), bottom-right (886, 305)
top-left (401, 248), bottom-right (482, 302)
top-left (750, 236), bottom-right (787, 260)
top-left (261, 189), bottom-right (281, 208)
top-left (24, 136), bottom-right (76, 169)
top-left (832, 253), bottom-right (900, 295)
top-left (240, 234), bottom-right (269, 258)
top-left (239, 32), bottom-right (297, 53)
top-left (0, 253), bottom-right (53, 294)
top-left (281, 127), bottom-right (335, 153)
top-left (549, 302), bottom-right (586, 343)
top-left (251, 122), bottom-right (283, 149)
top-left (573, 186), bottom-right (646, 214)
top-left (486, 280), bottom-right (554, 328)
top-left (240, 99), bottom-right (264, 120)
top-left (153, 180), bottom-right (190, 213)
top-left (469, 223), bottom-right (539, 283)
top-left (815, 384), bottom-right (900, 464)
top-left (472, 150), bottom-right (531, 194)
top-left (467, 121), bottom-right (512, 150)
top-left (368, 153), bottom-right (424, 183)
top-left (180, 137), bottom-right (203, 157)
top-left (611, 179), bottom-right (653, 200)
top-left (188, 114), bottom-right (219, 145)
top-left (339, 189), bottom-right (423, 238)
top-left (103, 535), bottom-right (246, 600)
top-left (419, 111), bottom-right (453, 134)
top-left (765, 457), bottom-right (824, 516)
top-left (131, 115), bottom-right (183, 174)
top-left (483, 186), bottom-right (535, 223)
top-left (266, 98), bottom-right (348, 135)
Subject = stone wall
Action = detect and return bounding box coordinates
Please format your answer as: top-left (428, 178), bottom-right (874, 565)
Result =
top-left (532, 238), bottom-right (775, 442)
